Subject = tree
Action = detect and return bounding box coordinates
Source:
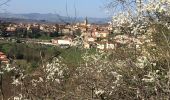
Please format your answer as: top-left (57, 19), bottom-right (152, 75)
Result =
top-left (0, 0), bottom-right (170, 99)
top-left (0, 1), bottom-right (13, 99)
top-left (105, 0), bottom-right (170, 99)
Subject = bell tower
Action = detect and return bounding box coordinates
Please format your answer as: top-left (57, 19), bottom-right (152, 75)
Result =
top-left (84, 17), bottom-right (88, 26)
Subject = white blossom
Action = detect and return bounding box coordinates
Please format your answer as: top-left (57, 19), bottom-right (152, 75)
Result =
top-left (95, 89), bottom-right (105, 95)
top-left (12, 79), bottom-right (21, 86)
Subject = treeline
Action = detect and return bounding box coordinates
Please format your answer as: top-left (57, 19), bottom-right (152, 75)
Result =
top-left (0, 42), bottom-right (61, 68)
top-left (0, 42), bottom-right (90, 69)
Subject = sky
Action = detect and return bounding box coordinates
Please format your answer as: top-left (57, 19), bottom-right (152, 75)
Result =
top-left (0, 0), bottom-right (109, 18)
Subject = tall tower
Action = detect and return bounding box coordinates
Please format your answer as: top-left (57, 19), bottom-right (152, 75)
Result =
top-left (84, 17), bottom-right (88, 26)
top-left (84, 17), bottom-right (88, 31)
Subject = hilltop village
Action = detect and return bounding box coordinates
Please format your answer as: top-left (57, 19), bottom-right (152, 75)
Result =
top-left (0, 17), bottom-right (152, 64)
top-left (0, 17), bottom-right (149, 51)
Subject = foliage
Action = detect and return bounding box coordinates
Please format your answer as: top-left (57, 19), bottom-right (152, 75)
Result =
top-left (1, 0), bottom-right (170, 99)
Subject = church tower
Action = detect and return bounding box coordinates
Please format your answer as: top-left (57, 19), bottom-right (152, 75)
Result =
top-left (84, 17), bottom-right (88, 26)
top-left (84, 17), bottom-right (88, 31)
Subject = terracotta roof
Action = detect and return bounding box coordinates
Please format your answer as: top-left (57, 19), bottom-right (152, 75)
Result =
top-left (0, 52), bottom-right (9, 63)
top-left (0, 52), bottom-right (4, 55)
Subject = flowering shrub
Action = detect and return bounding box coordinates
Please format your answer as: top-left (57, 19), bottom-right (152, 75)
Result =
top-left (2, 0), bottom-right (170, 99)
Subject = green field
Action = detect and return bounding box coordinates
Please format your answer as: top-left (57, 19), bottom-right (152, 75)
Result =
top-left (0, 41), bottom-right (97, 72)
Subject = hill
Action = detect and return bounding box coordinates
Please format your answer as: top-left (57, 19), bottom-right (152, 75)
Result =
top-left (0, 13), bottom-right (110, 24)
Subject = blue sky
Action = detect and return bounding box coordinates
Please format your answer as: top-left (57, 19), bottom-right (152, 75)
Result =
top-left (0, 0), bottom-right (108, 18)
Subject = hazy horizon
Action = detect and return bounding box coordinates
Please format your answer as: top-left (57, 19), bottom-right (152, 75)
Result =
top-left (0, 0), bottom-right (109, 18)
top-left (0, 12), bottom-right (109, 19)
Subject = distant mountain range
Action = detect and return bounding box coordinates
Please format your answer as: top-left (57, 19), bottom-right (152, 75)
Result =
top-left (0, 13), bottom-right (110, 24)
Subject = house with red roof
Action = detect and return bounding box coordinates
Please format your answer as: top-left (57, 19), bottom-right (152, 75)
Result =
top-left (0, 52), bottom-right (9, 64)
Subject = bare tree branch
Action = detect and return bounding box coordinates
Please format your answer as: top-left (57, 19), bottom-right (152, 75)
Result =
top-left (0, 0), bottom-right (10, 7)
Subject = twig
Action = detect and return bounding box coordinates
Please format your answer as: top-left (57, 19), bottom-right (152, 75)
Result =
top-left (0, 0), bottom-right (10, 7)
